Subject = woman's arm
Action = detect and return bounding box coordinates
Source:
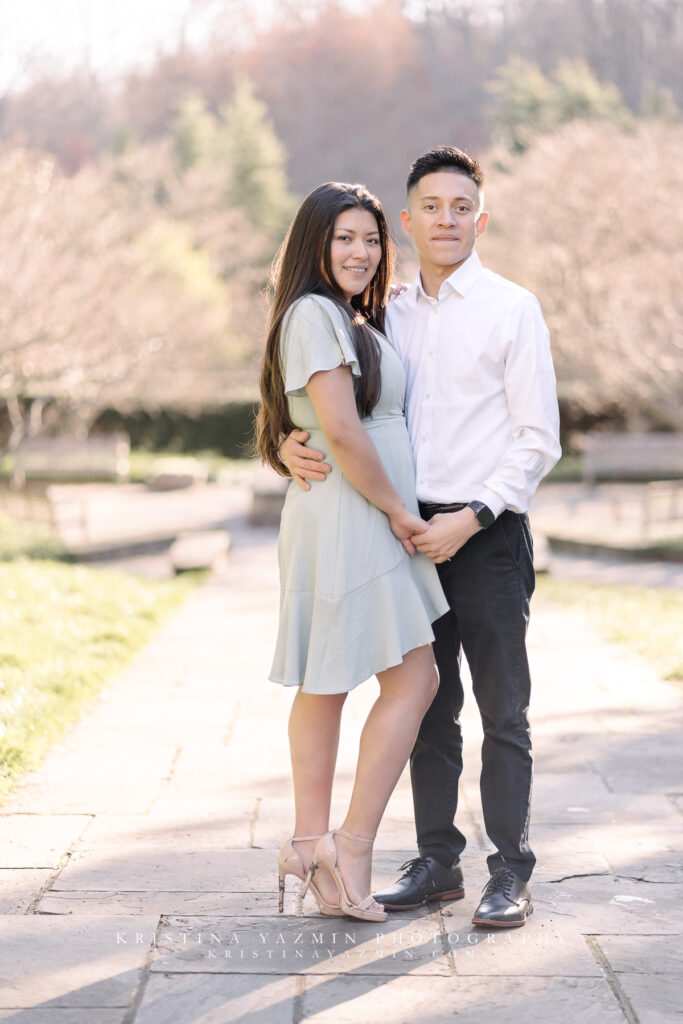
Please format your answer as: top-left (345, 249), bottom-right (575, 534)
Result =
top-left (305, 365), bottom-right (426, 553)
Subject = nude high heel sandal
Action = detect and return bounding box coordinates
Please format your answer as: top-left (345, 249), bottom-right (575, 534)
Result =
top-left (305, 829), bottom-right (388, 923)
top-left (277, 835), bottom-right (344, 916)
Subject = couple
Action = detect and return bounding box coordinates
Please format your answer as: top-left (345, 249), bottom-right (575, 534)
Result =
top-left (257, 146), bottom-right (561, 928)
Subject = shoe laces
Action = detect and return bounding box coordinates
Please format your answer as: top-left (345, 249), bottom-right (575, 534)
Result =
top-left (398, 857), bottom-right (429, 879)
top-left (482, 868), bottom-right (515, 897)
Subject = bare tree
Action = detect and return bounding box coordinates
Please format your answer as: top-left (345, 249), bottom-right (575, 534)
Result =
top-left (479, 119), bottom-right (683, 431)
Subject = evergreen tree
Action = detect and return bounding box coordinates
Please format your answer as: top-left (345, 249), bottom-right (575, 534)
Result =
top-left (488, 57), bottom-right (632, 153)
top-left (171, 93), bottom-right (219, 173)
top-left (552, 61), bottom-right (630, 128)
top-left (219, 78), bottom-right (294, 239)
top-left (487, 57), bottom-right (557, 153)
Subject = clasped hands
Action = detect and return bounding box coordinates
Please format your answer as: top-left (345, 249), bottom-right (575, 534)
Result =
top-left (279, 429), bottom-right (480, 563)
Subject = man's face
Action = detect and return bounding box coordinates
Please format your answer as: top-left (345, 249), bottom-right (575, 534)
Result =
top-left (401, 171), bottom-right (488, 273)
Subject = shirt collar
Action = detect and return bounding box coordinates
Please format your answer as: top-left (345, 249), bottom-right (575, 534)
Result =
top-left (413, 251), bottom-right (484, 302)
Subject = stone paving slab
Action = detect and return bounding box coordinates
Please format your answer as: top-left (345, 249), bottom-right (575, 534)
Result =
top-left (0, 816), bottom-right (92, 869)
top-left (616, 974), bottom-right (683, 1024)
top-left (523, 775), bottom-right (680, 826)
top-left (511, 826), bottom-right (612, 883)
top-left (55, 846), bottom-right (275, 894)
top-left (0, 1012), bottom-right (126, 1023)
top-left (0, 915), bottom-right (157, 1008)
top-left (151, 913), bottom-right (451, 976)
top-left (592, 826), bottom-right (683, 883)
top-left (535, 875), bottom-right (683, 934)
top-left (63, 806), bottom-right (256, 854)
top-left (301, 974), bottom-right (626, 1024)
top-left (51, 848), bottom-right (425, 898)
top-left (2, 741), bottom-right (181, 816)
top-left (36, 890), bottom-right (283, 917)
top-left (439, 907), bottom-right (600, 977)
top-left (134, 973), bottom-right (298, 1024)
top-left (594, 934), bottom-right (683, 974)
top-left (36, 888), bottom-right (439, 921)
top-left (0, 870), bottom-right (50, 913)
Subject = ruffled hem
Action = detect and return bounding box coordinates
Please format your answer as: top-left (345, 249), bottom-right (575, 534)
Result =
top-left (269, 555), bottom-right (448, 694)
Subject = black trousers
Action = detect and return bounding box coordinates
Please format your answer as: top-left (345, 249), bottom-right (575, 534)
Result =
top-left (411, 505), bottom-right (536, 882)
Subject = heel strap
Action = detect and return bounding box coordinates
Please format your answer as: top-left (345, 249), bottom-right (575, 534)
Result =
top-left (334, 828), bottom-right (375, 844)
top-left (291, 834), bottom-right (324, 842)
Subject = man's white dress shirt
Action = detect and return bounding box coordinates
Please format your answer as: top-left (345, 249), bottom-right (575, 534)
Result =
top-left (384, 251), bottom-right (561, 518)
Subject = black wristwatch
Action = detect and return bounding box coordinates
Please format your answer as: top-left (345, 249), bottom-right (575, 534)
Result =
top-left (467, 501), bottom-right (496, 529)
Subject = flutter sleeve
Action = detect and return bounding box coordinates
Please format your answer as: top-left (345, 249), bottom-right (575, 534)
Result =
top-left (280, 295), bottom-right (361, 396)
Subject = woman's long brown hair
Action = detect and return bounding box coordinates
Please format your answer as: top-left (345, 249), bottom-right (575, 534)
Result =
top-left (256, 182), bottom-right (395, 474)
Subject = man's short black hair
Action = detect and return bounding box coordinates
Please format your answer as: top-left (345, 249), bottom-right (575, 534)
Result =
top-left (407, 146), bottom-right (484, 196)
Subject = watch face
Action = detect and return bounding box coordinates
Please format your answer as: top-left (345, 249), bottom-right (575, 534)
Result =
top-left (470, 501), bottom-right (495, 528)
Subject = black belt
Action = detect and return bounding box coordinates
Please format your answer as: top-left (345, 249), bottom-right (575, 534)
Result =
top-left (418, 501), bottom-right (468, 517)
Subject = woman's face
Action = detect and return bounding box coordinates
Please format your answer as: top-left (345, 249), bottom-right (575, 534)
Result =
top-left (328, 208), bottom-right (382, 301)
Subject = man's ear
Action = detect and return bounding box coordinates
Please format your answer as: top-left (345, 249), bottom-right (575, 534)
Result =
top-left (400, 207), bottom-right (412, 238)
top-left (475, 211), bottom-right (489, 238)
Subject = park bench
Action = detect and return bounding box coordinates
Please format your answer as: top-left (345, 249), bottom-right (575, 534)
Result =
top-left (13, 433), bottom-right (130, 486)
top-left (582, 432), bottom-right (683, 484)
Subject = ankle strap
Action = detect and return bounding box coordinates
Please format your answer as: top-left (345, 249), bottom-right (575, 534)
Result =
top-left (334, 828), bottom-right (375, 844)
top-left (291, 834), bottom-right (323, 841)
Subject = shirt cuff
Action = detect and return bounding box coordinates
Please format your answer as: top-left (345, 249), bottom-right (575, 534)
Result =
top-left (476, 487), bottom-right (506, 520)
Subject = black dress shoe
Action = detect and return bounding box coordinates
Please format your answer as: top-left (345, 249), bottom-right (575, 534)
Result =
top-left (472, 867), bottom-right (533, 928)
top-left (372, 856), bottom-right (464, 911)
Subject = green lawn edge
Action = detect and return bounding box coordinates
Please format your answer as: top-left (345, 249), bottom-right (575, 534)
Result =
top-left (0, 558), bottom-right (205, 805)
top-left (537, 576), bottom-right (683, 684)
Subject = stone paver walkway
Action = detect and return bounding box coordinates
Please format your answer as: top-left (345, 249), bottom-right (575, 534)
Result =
top-left (1, 516), bottom-right (682, 1023)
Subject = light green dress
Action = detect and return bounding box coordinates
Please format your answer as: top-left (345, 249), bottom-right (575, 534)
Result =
top-left (269, 293), bottom-right (448, 695)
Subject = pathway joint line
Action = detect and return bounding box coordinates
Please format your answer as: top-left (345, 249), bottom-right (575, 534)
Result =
top-left (223, 698), bottom-right (242, 748)
top-left (144, 745), bottom-right (183, 813)
top-left (665, 793), bottom-right (683, 818)
top-left (588, 761), bottom-right (616, 794)
top-left (292, 974), bottom-right (306, 1024)
top-left (249, 796), bottom-right (262, 849)
top-left (122, 913), bottom-right (165, 1024)
top-left (24, 814), bottom-right (96, 914)
top-left (585, 934), bottom-right (640, 1024)
top-left (436, 903), bottom-right (457, 976)
top-left (547, 871), bottom-right (612, 884)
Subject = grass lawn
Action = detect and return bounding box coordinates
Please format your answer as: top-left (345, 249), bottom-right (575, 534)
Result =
top-left (0, 517), bottom-right (203, 803)
top-left (537, 576), bottom-right (683, 684)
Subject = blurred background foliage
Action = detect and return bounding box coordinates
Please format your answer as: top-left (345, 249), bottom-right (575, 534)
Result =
top-left (0, 0), bottom-right (681, 456)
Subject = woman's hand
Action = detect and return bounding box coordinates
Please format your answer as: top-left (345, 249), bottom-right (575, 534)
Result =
top-left (388, 507), bottom-right (428, 555)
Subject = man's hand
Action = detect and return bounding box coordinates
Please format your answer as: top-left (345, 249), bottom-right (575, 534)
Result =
top-left (279, 429), bottom-right (331, 492)
top-left (388, 282), bottom-right (409, 302)
top-left (411, 508), bottom-right (481, 563)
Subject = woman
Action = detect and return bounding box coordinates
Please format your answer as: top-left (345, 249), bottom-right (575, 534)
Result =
top-left (257, 182), bottom-right (448, 922)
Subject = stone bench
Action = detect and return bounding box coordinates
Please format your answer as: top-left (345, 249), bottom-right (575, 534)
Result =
top-left (249, 467), bottom-right (290, 526)
top-left (170, 529), bottom-right (231, 572)
top-left (582, 432), bottom-right (683, 484)
top-left (14, 434), bottom-right (130, 485)
top-left (605, 480), bottom-right (683, 537)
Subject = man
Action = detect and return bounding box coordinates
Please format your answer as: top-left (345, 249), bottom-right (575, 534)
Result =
top-left (280, 146), bottom-right (561, 927)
